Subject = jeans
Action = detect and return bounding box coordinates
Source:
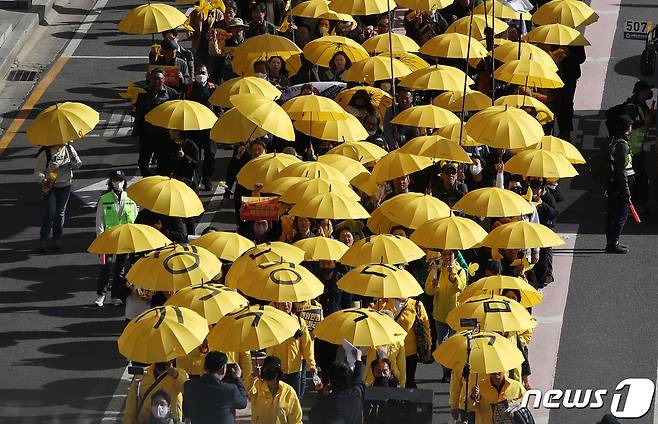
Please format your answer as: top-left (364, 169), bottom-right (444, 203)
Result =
top-left (605, 193), bottom-right (629, 246)
top-left (40, 185), bottom-right (71, 242)
top-left (96, 254), bottom-right (128, 298)
top-left (283, 370), bottom-right (303, 398)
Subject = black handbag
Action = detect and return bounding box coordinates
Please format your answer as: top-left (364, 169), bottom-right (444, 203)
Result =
top-left (511, 406), bottom-right (535, 424)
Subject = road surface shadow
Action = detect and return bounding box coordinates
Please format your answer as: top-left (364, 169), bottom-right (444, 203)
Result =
top-left (0, 263), bottom-right (98, 303)
top-left (19, 340), bottom-right (124, 371)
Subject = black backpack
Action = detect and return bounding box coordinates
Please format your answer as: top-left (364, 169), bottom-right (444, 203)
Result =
top-left (590, 137), bottom-right (626, 185)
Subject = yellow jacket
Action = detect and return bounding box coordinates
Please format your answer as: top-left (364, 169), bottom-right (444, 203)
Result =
top-left (266, 314), bottom-right (316, 373)
top-left (123, 365), bottom-right (189, 424)
top-left (378, 298), bottom-right (431, 357)
top-left (473, 376), bottom-right (526, 424)
top-left (248, 379), bottom-right (303, 424)
top-left (364, 340), bottom-right (406, 388)
top-left (424, 262), bottom-right (466, 323)
top-left (176, 348), bottom-right (206, 377)
top-left (449, 367), bottom-right (478, 413)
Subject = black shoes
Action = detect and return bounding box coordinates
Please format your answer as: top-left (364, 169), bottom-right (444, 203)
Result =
top-left (605, 243), bottom-right (628, 254)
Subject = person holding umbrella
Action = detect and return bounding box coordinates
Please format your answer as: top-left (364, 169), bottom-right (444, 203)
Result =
top-left (249, 356), bottom-right (303, 424)
top-left (470, 371), bottom-right (526, 424)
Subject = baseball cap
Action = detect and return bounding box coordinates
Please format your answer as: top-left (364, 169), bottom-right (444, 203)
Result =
top-left (227, 17), bottom-right (248, 28)
top-left (441, 161), bottom-right (458, 173)
top-left (160, 38), bottom-right (178, 51)
top-left (262, 356), bottom-right (283, 373)
top-left (633, 80), bottom-right (654, 93)
top-left (109, 170), bottom-right (125, 180)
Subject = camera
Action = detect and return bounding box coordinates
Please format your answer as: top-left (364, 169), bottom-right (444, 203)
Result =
top-left (127, 366), bottom-right (146, 376)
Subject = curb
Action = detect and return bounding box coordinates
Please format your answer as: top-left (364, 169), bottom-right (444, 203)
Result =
top-left (0, 11), bottom-right (38, 80)
top-left (31, 0), bottom-right (55, 24)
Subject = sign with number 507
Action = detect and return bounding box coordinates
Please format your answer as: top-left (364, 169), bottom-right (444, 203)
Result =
top-left (623, 20), bottom-right (653, 40)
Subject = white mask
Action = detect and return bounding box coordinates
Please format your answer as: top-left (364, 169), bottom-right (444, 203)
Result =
top-left (195, 74), bottom-right (208, 85)
top-left (469, 164), bottom-right (483, 176)
top-left (111, 181), bottom-right (124, 192)
top-left (152, 405), bottom-right (169, 419)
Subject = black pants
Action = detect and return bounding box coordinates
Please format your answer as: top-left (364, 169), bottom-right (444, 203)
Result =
top-left (192, 131), bottom-right (216, 181)
top-left (138, 134), bottom-right (164, 177)
top-left (557, 79), bottom-right (577, 137)
top-left (606, 193), bottom-right (629, 246)
top-left (533, 247), bottom-right (554, 287)
top-left (405, 354), bottom-right (418, 388)
top-left (315, 339), bottom-right (338, 384)
top-left (96, 254), bottom-right (128, 298)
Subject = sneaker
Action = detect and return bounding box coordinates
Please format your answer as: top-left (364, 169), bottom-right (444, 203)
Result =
top-left (605, 244), bottom-right (628, 254)
top-left (94, 294), bottom-right (106, 307)
top-left (110, 297), bottom-right (123, 307)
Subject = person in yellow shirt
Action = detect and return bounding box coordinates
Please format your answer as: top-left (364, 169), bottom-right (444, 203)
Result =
top-left (227, 350), bottom-right (254, 393)
top-left (449, 366), bottom-right (478, 424)
top-left (266, 301), bottom-right (317, 398)
top-left (123, 361), bottom-right (189, 424)
top-left (499, 289), bottom-right (533, 390)
top-left (249, 356), bottom-right (303, 424)
top-left (364, 341), bottom-right (406, 388)
top-left (424, 249), bottom-right (466, 382)
top-left (470, 372), bottom-right (526, 424)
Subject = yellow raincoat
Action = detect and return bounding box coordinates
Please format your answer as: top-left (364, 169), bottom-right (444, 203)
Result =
top-left (449, 366), bottom-right (478, 414)
top-left (424, 261), bottom-right (466, 323)
top-left (249, 379), bottom-right (303, 424)
top-left (123, 365), bottom-right (189, 424)
top-left (378, 298), bottom-right (431, 357)
top-left (473, 376), bottom-right (526, 424)
top-left (266, 314), bottom-right (316, 374)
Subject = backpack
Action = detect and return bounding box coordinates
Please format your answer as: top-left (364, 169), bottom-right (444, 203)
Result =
top-left (590, 138), bottom-right (623, 184)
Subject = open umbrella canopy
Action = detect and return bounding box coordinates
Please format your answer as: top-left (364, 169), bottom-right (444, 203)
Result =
top-left (474, 0), bottom-right (532, 19)
top-left (230, 94), bottom-right (296, 141)
top-left (464, 105), bottom-right (543, 149)
top-left (337, 263), bottom-right (423, 298)
top-left (288, 191), bottom-right (370, 219)
top-left (494, 59), bottom-right (564, 89)
top-left (232, 261), bottom-right (324, 302)
top-left (383, 52), bottom-right (430, 72)
top-left (209, 77), bottom-right (281, 108)
top-left (481, 221), bottom-right (564, 249)
top-left (505, 149), bottom-right (578, 178)
top-left (261, 177), bottom-right (309, 195)
top-left (351, 171), bottom-right (379, 197)
top-left (145, 100), bottom-right (217, 130)
top-left (225, 243), bottom-right (306, 287)
top-left (118, 3), bottom-right (187, 34)
top-left (236, 153), bottom-right (301, 188)
top-left (399, 135), bottom-right (472, 163)
top-left (343, 56), bottom-right (412, 85)
top-left (127, 176), bottom-right (204, 217)
top-left (277, 161), bottom-right (349, 184)
top-left (524, 23), bottom-right (590, 46)
top-left (282, 95), bottom-right (349, 121)
top-left (371, 151), bottom-right (434, 183)
top-left (435, 122), bottom-right (479, 146)
top-left (328, 0), bottom-right (395, 15)
top-left (315, 308), bottom-right (407, 346)
top-left (327, 141), bottom-right (388, 163)
top-left (378, 192), bottom-right (452, 229)
top-left (210, 107), bottom-right (270, 144)
top-left (232, 34), bottom-right (302, 61)
top-left (119, 306), bottom-right (208, 363)
top-left (410, 216), bottom-right (488, 250)
top-left (532, 0), bottom-right (599, 28)
top-left (340, 234), bottom-right (425, 267)
top-left (432, 90), bottom-right (492, 112)
top-left (318, 154), bottom-right (369, 181)
top-left (232, 53), bottom-right (302, 78)
top-left (279, 178), bottom-right (360, 203)
top-left (491, 42), bottom-right (558, 71)
top-left (293, 236), bottom-right (350, 261)
top-left (532, 135), bottom-right (586, 164)
top-left (494, 95), bottom-right (555, 125)
top-left (446, 14), bottom-right (509, 40)
top-left (294, 113), bottom-right (369, 142)
top-left (434, 330), bottom-right (525, 374)
top-left (291, 0), bottom-right (330, 18)
top-left (363, 33), bottom-right (420, 54)
top-left (190, 231), bottom-right (255, 262)
top-left (399, 65), bottom-right (474, 91)
top-left (208, 304), bottom-right (301, 352)
top-left (303, 36), bottom-right (370, 68)
top-left (27, 102), bottom-right (99, 146)
top-left (395, 0), bottom-right (453, 11)
top-left (126, 244), bottom-right (222, 291)
top-left (446, 294), bottom-right (537, 332)
top-left (165, 283), bottom-right (249, 324)
top-left (391, 104), bottom-right (460, 129)
top-left (460, 275), bottom-right (543, 308)
top-left (452, 187), bottom-right (534, 218)
top-left (336, 86), bottom-right (393, 110)
top-left (367, 206), bottom-right (396, 234)
top-left (88, 223), bottom-right (172, 254)
top-left (420, 33), bottom-right (489, 59)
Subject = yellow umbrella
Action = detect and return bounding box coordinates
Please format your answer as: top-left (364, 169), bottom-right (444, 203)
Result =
top-left (504, 149), bottom-right (578, 178)
top-left (420, 33), bottom-right (489, 59)
top-left (118, 306), bottom-right (209, 363)
top-left (399, 135), bottom-right (472, 163)
top-left (225, 243), bottom-right (305, 288)
top-left (391, 104), bottom-right (460, 129)
top-left (378, 192), bottom-right (452, 229)
top-left (371, 151), bottom-right (434, 183)
top-left (277, 161), bottom-right (350, 184)
top-left (118, 3), bottom-right (187, 34)
top-left (474, 0), bottom-right (532, 20)
top-left (88, 223), bottom-right (172, 254)
top-left (208, 304), bottom-right (301, 351)
top-left (126, 244), bottom-right (222, 291)
top-left (190, 231), bottom-right (255, 262)
top-left (317, 10), bottom-right (356, 23)
top-left (261, 177), bottom-right (308, 195)
top-left (165, 283), bottom-right (249, 324)
top-left (453, 187), bottom-right (534, 218)
top-left (446, 14), bottom-right (509, 40)
top-left (524, 23), bottom-right (590, 46)
top-left (367, 206), bottom-right (396, 234)
top-left (447, 294), bottom-right (537, 332)
top-left (318, 154), bottom-right (370, 181)
top-left (230, 94), bottom-right (295, 141)
top-left (236, 153), bottom-right (301, 189)
top-left (351, 171), bottom-right (379, 197)
top-left (481, 221), bottom-right (564, 249)
top-left (316, 308), bottom-right (407, 346)
top-left (340, 234), bottom-right (425, 267)
top-left (145, 100), bottom-right (217, 130)
top-left (464, 105), bottom-right (543, 149)
top-left (288, 191), bottom-right (370, 219)
top-left (336, 86), bottom-right (393, 111)
top-left (494, 95), bottom-right (555, 125)
top-left (410, 216), bottom-right (488, 250)
top-left (492, 42), bottom-right (558, 71)
top-left (127, 176), bottom-right (203, 218)
top-left (210, 108), bottom-right (269, 144)
top-left (232, 34), bottom-right (302, 62)
top-left (293, 236), bottom-right (350, 261)
top-left (383, 52), bottom-right (430, 72)
top-left (232, 53), bottom-right (302, 78)
top-left (280, 178), bottom-right (360, 203)
top-left (459, 276), bottom-right (543, 308)
top-left (434, 330), bottom-right (525, 374)
top-left (282, 95), bottom-right (349, 121)
top-left (533, 135), bottom-right (586, 165)
top-left (254, 242), bottom-right (306, 262)
top-left (328, 0), bottom-right (395, 15)
top-left (291, 0), bottom-right (330, 18)
top-left (494, 59), bottom-right (564, 89)
top-left (362, 33), bottom-right (420, 54)
top-left (27, 102), bottom-right (99, 146)
top-left (399, 65), bottom-right (474, 91)
top-left (303, 36), bottom-right (370, 67)
top-left (327, 141), bottom-right (388, 163)
top-left (435, 122), bottom-right (479, 146)
top-left (433, 90), bottom-right (492, 112)
top-left (209, 77), bottom-right (281, 109)
top-left (338, 263), bottom-right (423, 298)
top-left (532, 0), bottom-right (599, 28)
top-left (294, 114), bottom-right (369, 142)
top-left (343, 56), bottom-right (412, 85)
top-left (395, 0), bottom-right (452, 11)
top-left (234, 261), bottom-right (324, 302)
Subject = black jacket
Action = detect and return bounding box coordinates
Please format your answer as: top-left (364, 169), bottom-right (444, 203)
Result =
top-left (309, 361), bottom-right (365, 424)
top-left (183, 374), bottom-right (248, 424)
top-left (608, 135), bottom-right (633, 199)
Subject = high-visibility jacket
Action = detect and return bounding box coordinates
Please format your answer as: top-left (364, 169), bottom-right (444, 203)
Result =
top-left (97, 191), bottom-right (137, 234)
top-left (123, 365), bottom-right (188, 424)
top-left (629, 104), bottom-right (649, 155)
top-left (248, 379), bottom-right (303, 424)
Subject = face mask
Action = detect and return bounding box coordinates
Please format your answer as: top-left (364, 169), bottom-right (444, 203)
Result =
top-left (261, 368), bottom-right (277, 381)
top-left (195, 74), bottom-right (208, 85)
top-left (254, 225), bottom-right (268, 236)
top-left (469, 164), bottom-right (483, 176)
top-left (112, 181), bottom-right (124, 192)
top-left (152, 405), bottom-right (169, 419)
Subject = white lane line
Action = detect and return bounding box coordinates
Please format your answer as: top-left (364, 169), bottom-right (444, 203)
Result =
top-left (103, 111), bottom-right (122, 138)
top-left (67, 56), bottom-right (148, 59)
top-left (654, 361), bottom-right (658, 424)
top-left (61, 0), bottom-right (110, 58)
top-left (115, 112), bottom-right (133, 137)
top-left (102, 365), bottom-right (132, 423)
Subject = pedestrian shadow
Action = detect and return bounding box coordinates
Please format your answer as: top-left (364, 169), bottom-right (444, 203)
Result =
top-left (0, 263), bottom-right (99, 303)
top-left (60, 319), bottom-right (124, 338)
top-left (0, 330), bottom-right (65, 349)
top-left (52, 4), bottom-right (94, 15)
top-left (118, 63), bottom-right (147, 73)
top-left (18, 340), bottom-right (124, 371)
top-left (613, 54), bottom-right (644, 79)
top-left (66, 86), bottom-right (123, 99)
top-left (105, 38), bottom-right (155, 47)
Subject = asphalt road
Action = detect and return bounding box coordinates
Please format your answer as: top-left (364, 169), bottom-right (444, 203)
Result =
top-left (0, 0), bottom-right (655, 422)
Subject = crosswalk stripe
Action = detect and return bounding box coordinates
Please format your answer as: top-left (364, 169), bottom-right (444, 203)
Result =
top-left (102, 111), bottom-right (123, 138)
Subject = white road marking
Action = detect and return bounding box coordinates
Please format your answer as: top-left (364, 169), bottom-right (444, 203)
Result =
top-left (195, 183), bottom-right (229, 234)
top-left (116, 113), bottom-right (133, 137)
top-left (61, 0), bottom-right (110, 58)
top-left (103, 111), bottom-right (123, 138)
top-left (102, 365), bottom-right (132, 423)
top-left (654, 362), bottom-right (658, 424)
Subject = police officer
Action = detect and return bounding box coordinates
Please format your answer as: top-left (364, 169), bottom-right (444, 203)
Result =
top-left (94, 170), bottom-right (138, 306)
top-left (625, 81), bottom-right (655, 207)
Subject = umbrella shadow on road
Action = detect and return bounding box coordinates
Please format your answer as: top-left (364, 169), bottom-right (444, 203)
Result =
top-left (0, 264), bottom-right (99, 303)
top-left (105, 38), bottom-right (155, 47)
top-left (18, 340), bottom-right (124, 371)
